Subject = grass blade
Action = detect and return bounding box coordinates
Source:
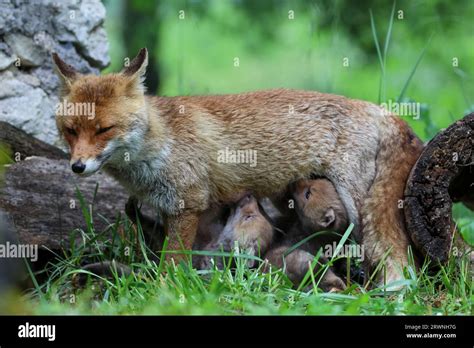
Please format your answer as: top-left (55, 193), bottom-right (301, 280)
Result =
top-left (397, 33), bottom-right (434, 102)
top-left (370, 8), bottom-right (384, 104)
top-left (283, 230), bottom-right (337, 257)
top-left (381, 1), bottom-right (397, 102)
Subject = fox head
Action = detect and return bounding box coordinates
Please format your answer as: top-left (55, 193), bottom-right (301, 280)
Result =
top-left (53, 48), bottom-right (149, 176)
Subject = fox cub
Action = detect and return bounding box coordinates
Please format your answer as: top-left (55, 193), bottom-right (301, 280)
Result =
top-left (264, 178), bottom-right (348, 292)
top-left (53, 48), bottom-right (423, 285)
top-left (192, 193), bottom-right (274, 270)
top-left (194, 179), bottom-right (347, 292)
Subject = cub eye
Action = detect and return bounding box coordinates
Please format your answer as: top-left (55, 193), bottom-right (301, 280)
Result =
top-left (66, 127), bottom-right (77, 136)
top-left (96, 126), bottom-right (114, 135)
top-left (305, 189), bottom-right (311, 200)
top-left (244, 215), bottom-right (255, 221)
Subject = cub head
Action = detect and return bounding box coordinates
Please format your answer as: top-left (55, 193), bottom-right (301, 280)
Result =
top-left (222, 193), bottom-right (274, 252)
top-left (292, 178), bottom-right (348, 233)
top-left (53, 48), bottom-right (149, 175)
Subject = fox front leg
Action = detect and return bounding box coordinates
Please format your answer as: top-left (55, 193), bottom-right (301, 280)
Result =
top-left (125, 196), bottom-right (164, 251)
top-left (163, 211), bottom-right (201, 263)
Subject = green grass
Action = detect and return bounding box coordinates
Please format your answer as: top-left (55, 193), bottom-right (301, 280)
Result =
top-left (13, 188), bottom-right (472, 316)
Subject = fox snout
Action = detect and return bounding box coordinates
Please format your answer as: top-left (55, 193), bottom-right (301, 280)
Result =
top-left (63, 127), bottom-right (119, 176)
top-left (69, 157), bottom-right (103, 176)
top-left (67, 138), bottom-right (107, 175)
top-left (71, 160), bottom-right (86, 174)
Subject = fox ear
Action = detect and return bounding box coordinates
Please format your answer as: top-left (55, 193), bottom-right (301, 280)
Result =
top-left (122, 48), bottom-right (148, 90)
top-left (52, 53), bottom-right (78, 90)
top-left (320, 208), bottom-right (335, 228)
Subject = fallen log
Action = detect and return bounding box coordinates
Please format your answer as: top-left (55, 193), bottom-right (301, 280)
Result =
top-left (404, 112), bottom-right (473, 263)
top-left (0, 122), bottom-right (130, 251)
top-left (0, 156), bottom-right (129, 250)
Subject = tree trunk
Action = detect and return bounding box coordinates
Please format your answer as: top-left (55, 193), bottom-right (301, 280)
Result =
top-left (404, 112), bottom-right (473, 263)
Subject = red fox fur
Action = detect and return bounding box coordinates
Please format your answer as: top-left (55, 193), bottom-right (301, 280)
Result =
top-left (53, 48), bottom-right (423, 284)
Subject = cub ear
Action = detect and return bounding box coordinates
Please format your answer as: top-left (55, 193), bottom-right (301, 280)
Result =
top-left (122, 48), bottom-right (148, 90)
top-left (52, 53), bottom-right (78, 91)
top-left (321, 208), bottom-right (335, 228)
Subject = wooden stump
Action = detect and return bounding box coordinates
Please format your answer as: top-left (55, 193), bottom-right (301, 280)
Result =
top-left (404, 113), bottom-right (474, 263)
top-left (0, 122), bottom-right (130, 251)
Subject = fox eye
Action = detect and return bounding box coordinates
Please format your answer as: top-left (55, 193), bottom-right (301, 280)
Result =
top-left (66, 127), bottom-right (77, 136)
top-left (96, 126), bottom-right (114, 135)
top-left (305, 189), bottom-right (311, 200)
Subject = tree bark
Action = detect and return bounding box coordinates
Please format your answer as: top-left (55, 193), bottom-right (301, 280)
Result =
top-left (404, 112), bottom-right (473, 263)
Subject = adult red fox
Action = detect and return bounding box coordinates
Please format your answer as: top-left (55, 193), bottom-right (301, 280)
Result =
top-left (53, 48), bottom-right (423, 285)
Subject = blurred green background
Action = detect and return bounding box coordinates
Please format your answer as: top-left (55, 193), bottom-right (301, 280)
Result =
top-left (102, 0), bottom-right (474, 142)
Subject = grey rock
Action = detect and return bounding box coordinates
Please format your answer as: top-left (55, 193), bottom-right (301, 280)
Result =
top-left (4, 33), bottom-right (46, 67)
top-left (0, 86), bottom-right (58, 144)
top-left (53, 0), bottom-right (109, 68)
top-left (0, 51), bottom-right (16, 70)
top-left (0, 0), bottom-right (110, 145)
top-left (17, 72), bottom-right (41, 88)
top-left (32, 66), bottom-right (60, 94)
top-left (0, 71), bottom-right (27, 98)
top-left (79, 26), bottom-right (110, 68)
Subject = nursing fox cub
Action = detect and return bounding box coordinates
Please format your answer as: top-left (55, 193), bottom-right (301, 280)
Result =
top-left (53, 48), bottom-right (423, 285)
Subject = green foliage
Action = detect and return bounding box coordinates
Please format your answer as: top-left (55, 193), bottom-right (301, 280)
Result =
top-left (18, 191), bottom-right (473, 315)
top-left (0, 144), bottom-right (13, 166)
top-left (0, 144), bottom-right (13, 183)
